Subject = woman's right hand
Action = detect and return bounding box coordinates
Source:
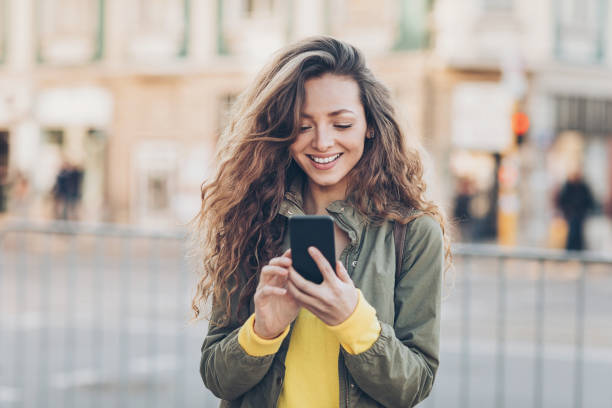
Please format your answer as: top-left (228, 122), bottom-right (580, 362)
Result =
top-left (253, 249), bottom-right (300, 339)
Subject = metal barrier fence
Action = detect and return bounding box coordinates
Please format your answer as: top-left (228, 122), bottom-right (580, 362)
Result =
top-left (424, 244), bottom-right (612, 408)
top-left (1, 220), bottom-right (611, 408)
top-left (0, 219), bottom-right (217, 408)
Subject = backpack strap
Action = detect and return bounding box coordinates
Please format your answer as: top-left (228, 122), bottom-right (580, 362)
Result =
top-left (393, 221), bottom-right (407, 282)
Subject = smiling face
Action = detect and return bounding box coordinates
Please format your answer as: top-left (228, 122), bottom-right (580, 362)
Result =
top-left (289, 73), bottom-right (368, 198)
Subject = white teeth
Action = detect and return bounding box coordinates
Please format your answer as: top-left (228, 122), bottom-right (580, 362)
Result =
top-left (310, 154), bottom-right (340, 164)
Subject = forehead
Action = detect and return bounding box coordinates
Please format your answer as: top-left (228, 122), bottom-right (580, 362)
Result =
top-left (301, 74), bottom-right (363, 116)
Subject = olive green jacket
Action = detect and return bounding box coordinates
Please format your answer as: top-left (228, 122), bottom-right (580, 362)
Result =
top-left (200, 187), bottom-right (444, 408)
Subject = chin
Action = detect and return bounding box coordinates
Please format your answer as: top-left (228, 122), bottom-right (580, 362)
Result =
top-left (307, 174), bottom-right (345, 187)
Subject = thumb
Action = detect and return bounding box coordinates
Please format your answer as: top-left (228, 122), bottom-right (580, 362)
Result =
top-left (336, 261), bottom-right (352, 283)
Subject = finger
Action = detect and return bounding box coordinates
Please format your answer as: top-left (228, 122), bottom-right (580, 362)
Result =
top-left (261, 265), bottom-right (289, 278)
top-left (279, 248), bottom-right (291, 260)
top-left (335, 261), bottom-right (352, 284)
top-left (308, 246), bottom-right (337, 283)
top-left (257, 285), bottom-right (287, 298)
top-left (279, 248), bottom-right (292, 260)
top-left (288, 266), bottom-right (322, 298)
top-left (269, 256), bottom-right (292, 267)
top-left (259, 265), bottom-right (289, 284)
top-left (286, 280), bottom-right (323, 312)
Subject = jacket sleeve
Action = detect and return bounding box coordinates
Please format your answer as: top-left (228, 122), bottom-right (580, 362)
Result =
top-left (342, 215), bottom-right (444, 407)
top-left (200, 288), bottom-right (276, 401)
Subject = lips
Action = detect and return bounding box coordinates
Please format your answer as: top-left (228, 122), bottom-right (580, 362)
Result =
top-left (308, 153), bottom-right (341, 164)
top-left (307, 153), bottom-right (342, 170)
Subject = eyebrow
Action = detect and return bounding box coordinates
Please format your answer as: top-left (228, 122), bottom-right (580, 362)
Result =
top-left (300, 109), bottom-right (356, 119)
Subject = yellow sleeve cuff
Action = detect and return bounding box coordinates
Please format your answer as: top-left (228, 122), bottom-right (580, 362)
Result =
top-left (326, 289), bottom-right (381, 355)
top-left (238, 313), bottom-right (290, 357)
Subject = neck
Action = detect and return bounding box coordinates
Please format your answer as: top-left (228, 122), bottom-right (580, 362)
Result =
top-left (302, 179), bottom-right (348, 215)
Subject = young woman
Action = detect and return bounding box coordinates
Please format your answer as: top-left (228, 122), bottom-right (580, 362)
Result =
top-left (193, 36), bottom-right (449, 408)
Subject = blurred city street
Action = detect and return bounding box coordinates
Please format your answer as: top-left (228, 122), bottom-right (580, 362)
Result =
top-left (2, 0), bottom-right (612, 407)
top-left (2, 0), bottom-right (612, 249)
top-left (1, 229), bottom-right (611, 407)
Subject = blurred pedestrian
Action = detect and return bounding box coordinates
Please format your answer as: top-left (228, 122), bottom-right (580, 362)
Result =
top-left (453, 176), bottom-right (475, 241)
top-left (556, 170), bottom-right (595, 251)
top-left (0, 177), bottom-right (6, 214)
top-left (52, 162), bottom-right (70, 219)
top-left (53, 162), bottom-right (83, 220)
top-left (0, 134), bottom-right (6, 214)
top-left (65, 164), bottom-right (84, 220)
top-left (193, 36), bottom-right (449, 407)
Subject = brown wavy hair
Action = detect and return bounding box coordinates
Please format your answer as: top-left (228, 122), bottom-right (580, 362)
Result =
top-left (191, 36), bottom-right (451, 325)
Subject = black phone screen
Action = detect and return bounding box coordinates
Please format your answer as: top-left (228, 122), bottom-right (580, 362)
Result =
top-left (289, 215), bottom-right (336, 284)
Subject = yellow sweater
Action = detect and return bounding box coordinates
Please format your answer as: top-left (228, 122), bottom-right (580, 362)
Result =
top-left (238, 290), bottom-right (381, 408)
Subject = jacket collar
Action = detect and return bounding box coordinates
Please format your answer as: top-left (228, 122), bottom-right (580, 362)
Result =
top-left (279, 174), bottom-right (367, 245)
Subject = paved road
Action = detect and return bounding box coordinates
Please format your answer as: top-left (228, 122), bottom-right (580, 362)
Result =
top-left (1, 231), bottom-right (611, 407)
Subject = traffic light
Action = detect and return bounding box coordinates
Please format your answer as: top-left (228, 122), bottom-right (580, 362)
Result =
top-left (511, 111), bottom-right (529, 146)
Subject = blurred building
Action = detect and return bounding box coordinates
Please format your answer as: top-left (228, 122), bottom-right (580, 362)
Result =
top-left (0, 0), bottom-right (610, 250)
top-left (0, 0), bottom-right (433, 227)
top-left (431, 0), bottom-right (612, 250)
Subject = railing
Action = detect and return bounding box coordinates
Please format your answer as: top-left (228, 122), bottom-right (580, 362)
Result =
top-left (0, 219), bottom-right (217, 408)
top-left (1, 220), bottom-right (611, 408)
top-left (425, 244), bottom-right (612, 408)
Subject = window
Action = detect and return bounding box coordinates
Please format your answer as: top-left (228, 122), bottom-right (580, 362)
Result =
top-left (87, 128), bottom-right (107, 144)
top-left (244, 0), bottom-right (255, 15)
top-left (555, 95), bottom-right (612, 135)
top-left (0, 0), bottom-right (6, 64)
top-left (127, 0), bottom-right (189, 60)
top-left (482, 0), bottom-right (513, 11)
top-left (242, 0), bottom-right (274, 17)
top-left (43, 129), bottom-right (65, 146)
top-left (37, 0), bottom-right (104, 64)
top-left (217, 0), bottom-right (228, 55)
top-left (555, 0), bottom-right (606, 63)
top-left (395, 0), bottom-right (432, 50)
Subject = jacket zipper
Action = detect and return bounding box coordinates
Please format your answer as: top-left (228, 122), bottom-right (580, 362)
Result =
top-left (273, 322), bottom-right (295, 408)
top-left (274, 376), bottom-right (284, 408)
top-left (337, 212), bottom-right (356, 407)
top-left (345, 367), bottom-right (350, 408)
top-left (333, 212), bottom-right (357, 274)
top-left (334, 213), bottom-right (355, 241)
top-left (338, 355), bottom-right (350, 408)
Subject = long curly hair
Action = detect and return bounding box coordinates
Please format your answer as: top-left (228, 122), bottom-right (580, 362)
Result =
top-left (191, 36), bottom-right (451, 325)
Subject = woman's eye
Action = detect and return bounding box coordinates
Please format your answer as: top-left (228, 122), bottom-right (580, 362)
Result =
top-left (335, 124), bottom-right (353, 129)
top-left (299, 126), bottom-right (312, 132)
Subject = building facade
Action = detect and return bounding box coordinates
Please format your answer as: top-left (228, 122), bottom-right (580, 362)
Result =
top-left (0, 0), bottom-right (434, 226)
top-left (431, 0), bottom-right (612, 250)
top-left (2, 0), bottom-right (609, 250)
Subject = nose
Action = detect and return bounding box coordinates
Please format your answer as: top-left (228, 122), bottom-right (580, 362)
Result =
top-left (311, 127), bottom-right (334, 151)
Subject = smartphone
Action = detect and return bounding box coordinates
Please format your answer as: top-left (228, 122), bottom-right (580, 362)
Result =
top-left (289, 215), bottom-right (336, 284)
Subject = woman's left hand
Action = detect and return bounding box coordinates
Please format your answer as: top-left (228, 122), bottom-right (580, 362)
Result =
top-left (287, 247), bottom-right (359, 326)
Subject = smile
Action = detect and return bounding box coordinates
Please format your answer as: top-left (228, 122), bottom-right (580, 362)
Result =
top-left (308, 153), bottom-right (342, 164)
